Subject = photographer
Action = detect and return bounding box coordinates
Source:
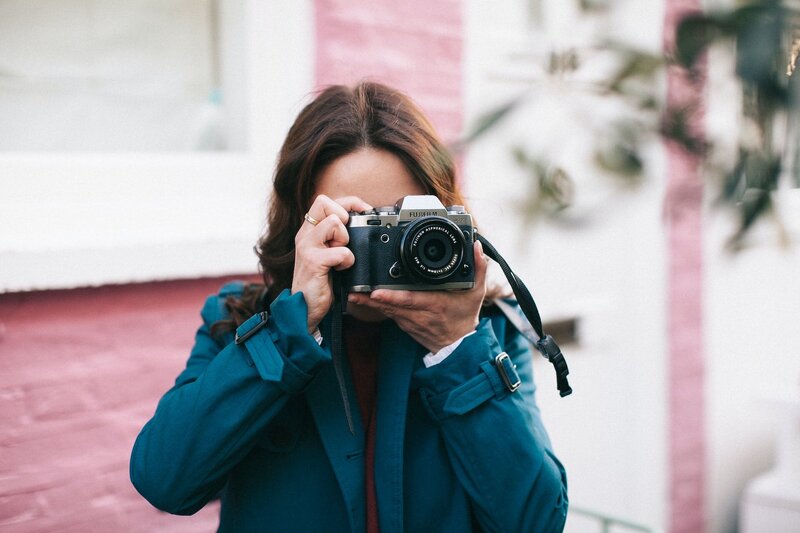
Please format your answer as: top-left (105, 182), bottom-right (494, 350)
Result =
top-left (130, 82), bottom-right (568, 532)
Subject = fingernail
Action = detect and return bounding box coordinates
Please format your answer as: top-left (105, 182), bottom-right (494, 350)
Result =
top-left (347, 294), bottom-right (356, 302)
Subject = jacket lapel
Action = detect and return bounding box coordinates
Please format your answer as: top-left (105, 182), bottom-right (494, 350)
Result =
top-left (374, 320), bottom-right (423, 533)
top-left (305, 315), bottom-right (366, 533)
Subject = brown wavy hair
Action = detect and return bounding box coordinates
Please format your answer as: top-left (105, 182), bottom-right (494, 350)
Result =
top-left (213, 81), bottom-right (473, 335)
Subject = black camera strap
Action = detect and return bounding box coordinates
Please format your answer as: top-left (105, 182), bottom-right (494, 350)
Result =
top-left (475, 233), bottom-right (572, 398)
top-left (328, 235), bottom-right (572, 435)
top-left (330, 272), bottom-right (356, 434)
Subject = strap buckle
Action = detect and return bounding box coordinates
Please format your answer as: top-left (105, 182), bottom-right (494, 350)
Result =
top-left (234, 311), bottom-right (269, 345)
top-left (495, 352), bottom-right (521, 392)
top-left (536, 335), bottom-right (572, 397)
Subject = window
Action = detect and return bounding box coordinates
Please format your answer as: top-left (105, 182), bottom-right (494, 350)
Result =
top-left (0, 0), bottom-right (249, 152)
top-left (0, 0), bottom-right (314, 291)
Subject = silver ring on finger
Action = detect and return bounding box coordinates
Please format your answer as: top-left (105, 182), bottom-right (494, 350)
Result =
top-left (304, 213), bottom-right (320, 226)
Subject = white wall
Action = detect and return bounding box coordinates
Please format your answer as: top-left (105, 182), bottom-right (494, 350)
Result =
top-left (705, 199), bottom-right (800, 533)
top-left (464, 0), bottom-right (668, 529)
top-left (0, 0), bottom-right (315, 292)
top-left (702, 18), bottom-right (800, 530)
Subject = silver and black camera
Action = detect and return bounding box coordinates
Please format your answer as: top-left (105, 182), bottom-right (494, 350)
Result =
top-left (344, 195), bottom-right (476, 292)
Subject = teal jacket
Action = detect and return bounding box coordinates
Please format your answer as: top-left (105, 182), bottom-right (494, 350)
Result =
top-left (130, 282), bottom-right (567, 532)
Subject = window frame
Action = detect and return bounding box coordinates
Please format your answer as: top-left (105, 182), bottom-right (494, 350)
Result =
top-left (0, 0), bottom-right (314, 292)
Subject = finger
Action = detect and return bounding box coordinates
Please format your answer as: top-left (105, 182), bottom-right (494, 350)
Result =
top-left (316, 246), bottom-right (355, 270)
top-left (296, 195), bottom-right (347, 243)
top-left (299, 195), bottom-right (373, 243)
top-left (348, 294), bottom-right (395, 317)
top-left (367, 301), bottom-right (398, 318)
top-left (347, 293), bottom-right (370, 305)
top-left (333, 196), bottom-right (373, 214)
top-left (307, 194), bottom-right (352, 226)
top-left (318, 214), bottom-right (350, 247)
top-left (296, 213), bottom-right (349, 248)
top-left (369, 289), bottom-right (420, 309)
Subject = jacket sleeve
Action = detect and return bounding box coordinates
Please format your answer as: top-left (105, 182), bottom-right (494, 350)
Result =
top-left (130, 287), bottom-right (329, 515)
top-left (412, 313), bottom-right (568, 533)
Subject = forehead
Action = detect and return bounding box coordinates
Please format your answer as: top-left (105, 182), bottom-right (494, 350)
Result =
top-left (314, 148), bottom-right (426, 207)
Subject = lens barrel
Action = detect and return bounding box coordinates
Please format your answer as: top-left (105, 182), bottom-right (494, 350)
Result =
top-left (399, 217), bottom-right (465, 282)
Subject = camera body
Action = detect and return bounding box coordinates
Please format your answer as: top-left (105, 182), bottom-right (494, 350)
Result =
top-left (344, 195), bottom-right (476, 292)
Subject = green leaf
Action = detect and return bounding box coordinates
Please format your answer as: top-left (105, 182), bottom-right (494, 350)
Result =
top-left (724, 147), bottom-right (781, 247)
top-left (660, 105), bottom-right (709, 156)
top-left (460, 97), bottom-right (523, 146)
top-left (595, 145), bottom-right (644, 177)
top-left (540, 167), bottom-right (575, 210)
top-left (718, 148), bottom-right (781, 205)
top-left (738, 188), bottom-right (772, 235)
top-left (732, 3), bottom-right (784, 84)
top-left (606, 50), bottom-right (664, 93)
top-left (793, 143), bottom-right (800, 188)
top-left (675, 13), bottom-right (721, 68)
top-left (579, 0), bottom-right (610, 13)
top-left (511, 145), bottom-right (547, 176)
top-left (719, 151), bottom-right (746, 203)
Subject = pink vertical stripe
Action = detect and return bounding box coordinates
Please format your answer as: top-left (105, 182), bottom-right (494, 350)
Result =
top-left (663, 1), bottom-right (707, 532)
top-left (314, 0), bottom-right (463, 145)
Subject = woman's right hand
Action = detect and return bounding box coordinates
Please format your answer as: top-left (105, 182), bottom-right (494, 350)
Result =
top-left (291, 194), bottom-right (372, 333)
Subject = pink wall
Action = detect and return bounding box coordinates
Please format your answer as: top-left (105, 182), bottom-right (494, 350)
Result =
top-left (0, 278), bottom-right (252, 531)
top-left (315, 0), bottom-right (463, 145)
top-left (0, 2), bottom-right (464, 531)
top-left (663, 1), bottom-right (707, 531)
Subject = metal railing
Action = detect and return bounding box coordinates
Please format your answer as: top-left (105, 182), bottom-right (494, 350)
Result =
top-left (568, 505), bottom-right (662, 533)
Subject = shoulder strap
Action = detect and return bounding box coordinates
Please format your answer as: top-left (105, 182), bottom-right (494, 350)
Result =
top-left (492, 298), bottom-right (541, 345)
top-left (476, 234), bottom-right (572, 398)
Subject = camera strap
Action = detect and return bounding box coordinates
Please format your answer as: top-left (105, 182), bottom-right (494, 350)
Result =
top-left (475, 233), bottom-right (572, 398)
top-left (330, 272), bottom-right (356, 434)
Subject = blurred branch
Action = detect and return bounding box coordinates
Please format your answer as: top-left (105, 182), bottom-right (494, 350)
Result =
top-left (456, 97), bottom-right (524, 148)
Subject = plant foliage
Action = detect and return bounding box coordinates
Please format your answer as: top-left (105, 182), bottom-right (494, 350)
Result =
top-left (462, 0), bottom-right (799, 248)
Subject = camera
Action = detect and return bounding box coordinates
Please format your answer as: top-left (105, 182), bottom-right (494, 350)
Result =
top-left (344, 195), bottom-right (476, 292)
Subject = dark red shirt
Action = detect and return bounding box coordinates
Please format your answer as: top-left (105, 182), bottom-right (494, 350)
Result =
top-left (344, 316), bottom-right (382, 533)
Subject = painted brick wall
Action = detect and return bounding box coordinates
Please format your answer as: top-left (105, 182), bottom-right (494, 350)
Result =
top-left (315, 0), bottom-right (463, 144)
top-left (0, 278), bottom-right (259, 531)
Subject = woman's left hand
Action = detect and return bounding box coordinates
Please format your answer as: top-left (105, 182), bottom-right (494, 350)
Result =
top-left (348, 241), bottom-right (489, 353)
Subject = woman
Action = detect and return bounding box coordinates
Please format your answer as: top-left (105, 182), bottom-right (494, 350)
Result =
top-left (130, 82), bottom-right (568, 532)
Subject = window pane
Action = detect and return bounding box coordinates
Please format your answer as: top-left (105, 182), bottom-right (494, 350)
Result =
top-left (0, 0), bottom-right (242, 152)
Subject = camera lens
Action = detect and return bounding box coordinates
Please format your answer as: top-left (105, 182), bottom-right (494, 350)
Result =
top-left (418, 233), bottom-right (450, 266)
top-left (399, 217), bottom-right (465, 282)
top-left (423, 241), bottom-right (445, 261)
